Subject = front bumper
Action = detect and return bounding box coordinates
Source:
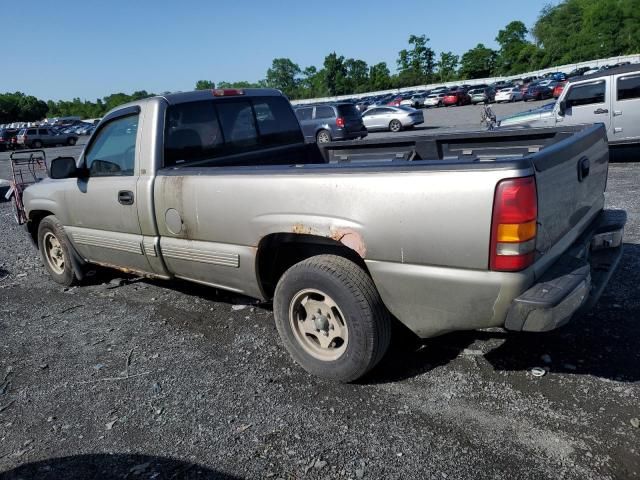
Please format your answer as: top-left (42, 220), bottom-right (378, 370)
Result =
top-left (505, 209), bottom-right (626, 332)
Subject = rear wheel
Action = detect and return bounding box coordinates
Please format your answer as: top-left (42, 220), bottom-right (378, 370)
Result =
top-left (316, 130), bottom-right (331, 144)
top-left (389, 119), bottom-right (402, 132)
top-left (32, 140), bottom-right (43, 149)
top-left (274, 255), bottom-right (391, 382)
top-left (38, 215), bottom-right (78, 286)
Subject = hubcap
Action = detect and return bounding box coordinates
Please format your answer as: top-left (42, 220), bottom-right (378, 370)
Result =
top-left (43, 232), bottom-right (65, 274)
top-left (318, 132), bottom-right (330, 143)
top-left (289, 289), bottom-right (348, 361)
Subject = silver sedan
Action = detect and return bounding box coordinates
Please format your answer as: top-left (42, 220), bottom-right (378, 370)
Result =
top-left (362, 106), bottom-right (424, 133)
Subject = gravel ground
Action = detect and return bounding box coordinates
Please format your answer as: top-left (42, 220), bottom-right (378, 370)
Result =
top-left (0, 110), bottom-right (639, 480)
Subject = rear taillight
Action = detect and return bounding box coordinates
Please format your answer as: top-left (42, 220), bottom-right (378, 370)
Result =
top-left (489, 176), bottom-right (537, 271)
top-left (336, 116), bottom-right (345, 128)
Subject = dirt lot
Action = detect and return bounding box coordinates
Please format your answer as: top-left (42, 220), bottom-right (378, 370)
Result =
top-left (0, 129), bottom-right (639, 478)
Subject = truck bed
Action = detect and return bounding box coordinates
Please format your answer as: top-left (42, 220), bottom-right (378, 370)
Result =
top-left (317, 126), bottom-right (586, 164)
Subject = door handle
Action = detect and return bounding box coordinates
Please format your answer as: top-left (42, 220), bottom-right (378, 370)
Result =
top-left (578, 157), bottom-right (590, 182)
top-left (118, 190), bottom-right (134, 205)
top-left (593, 108), bottom-right (609, 114)
top-left (613, 110), bottom-right (622, 117)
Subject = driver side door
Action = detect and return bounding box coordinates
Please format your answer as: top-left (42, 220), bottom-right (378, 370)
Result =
top-left (64, 109), bottom-right (153, 273)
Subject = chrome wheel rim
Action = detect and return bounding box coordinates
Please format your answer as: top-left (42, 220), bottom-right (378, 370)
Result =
top-left (317, 132), bottom-right (330, 143)
top-left (390, 121), bottom-right (400, 132)
top-left (289, 288), bottom-right (348, 361)
top-left (43, 232), bottom-right (65, 274)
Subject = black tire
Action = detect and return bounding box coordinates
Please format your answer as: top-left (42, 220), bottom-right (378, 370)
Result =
top-left (67, 137), bottom-right (77, 146)
top-left (389, 119), bottom-right (402, 133)
top-left (38, 215), bottom-right (78, 286)
top-left (273, 255), bottom-right (391, 382)
top-left (32, 140), bottom-right (43, 149)
top-left (316, 130), bottom-right (331, 144)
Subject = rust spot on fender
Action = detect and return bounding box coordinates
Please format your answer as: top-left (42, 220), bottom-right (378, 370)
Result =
top-left (292, 223), bottom-right (314, 235)
top-left (290, 224), bottom-right (367, 258)
top-left (330, 228), bottom-right (367, 258)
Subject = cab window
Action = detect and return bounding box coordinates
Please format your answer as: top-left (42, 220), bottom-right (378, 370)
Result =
top-left (565, 81), bottom-right (606, 108)
top-left (85, 114), bottom-right (138, 176)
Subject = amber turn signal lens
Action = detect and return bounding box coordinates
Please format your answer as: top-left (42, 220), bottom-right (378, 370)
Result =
top-left (496, 220), bottom-right (537, 243)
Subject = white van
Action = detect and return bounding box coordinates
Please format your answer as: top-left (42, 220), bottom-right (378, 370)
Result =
top-left (499, 64), bottom-right (640, 146)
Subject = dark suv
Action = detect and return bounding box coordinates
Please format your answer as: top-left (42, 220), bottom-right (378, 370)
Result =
top-left (16, 127), bottom-right (78, 148)
top-left (0, 129), bottom-right (19, 151)
top-left (294, 103), bottom-right (367, 143)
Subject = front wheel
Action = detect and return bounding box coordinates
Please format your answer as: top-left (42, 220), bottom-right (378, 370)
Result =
top-left (67, 137), bottom-right (77, 146)
top-left (389, 119), bottom-right (402, 132)
top-left (274, 255), bottom-right (391, 382)
top-left (38, 215), bottom-right (78, 286)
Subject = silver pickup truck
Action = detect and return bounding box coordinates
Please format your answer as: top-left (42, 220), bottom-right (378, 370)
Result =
top-left (23, 88), bottom-right (626, 382)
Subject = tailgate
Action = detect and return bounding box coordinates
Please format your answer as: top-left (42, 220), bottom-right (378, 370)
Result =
top-left (533, 124), bottom-right (609, 255)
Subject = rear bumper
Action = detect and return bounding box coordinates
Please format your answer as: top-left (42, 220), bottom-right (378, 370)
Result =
top-left (333, 128), bottom-right (368, 140)
top-left (505, 209), bottom-right (626, 332)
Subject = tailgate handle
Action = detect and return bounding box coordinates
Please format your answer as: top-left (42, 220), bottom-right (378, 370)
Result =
top-left (593, 108), bottom-right (608, 114)
top-left (578, 157), bottom-right (590, 182)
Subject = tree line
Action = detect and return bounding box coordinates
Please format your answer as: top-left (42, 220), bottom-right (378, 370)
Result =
top-left (1, 0), bottom-right (639, 124)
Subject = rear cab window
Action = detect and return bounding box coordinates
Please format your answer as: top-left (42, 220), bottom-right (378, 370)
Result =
top-left (164, 96), bottom-right (304, 167)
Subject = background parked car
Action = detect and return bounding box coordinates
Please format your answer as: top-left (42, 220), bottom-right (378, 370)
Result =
top-left (495, 87), bottom-right (523, 103)
top-left (361, 106), bottom-right (423, 132)
top-left (524, 83), bottom-right (554, 101)
top-left (553, 81), bottom-right (567, 98)
top-left (0, 128), bottom-right (19, 151)
top-left (423, 93), bottom-right (446, 108)
top-left (15, 127), bottom-right (78, 148)
top-left (469, 87), bottom-right (496, 104)
top-left (443, 89), bottom-right (471, 106)
top-left (294, 103), bottom-right (367, 143)
top-left (401, 94), bottom-right (428, 108)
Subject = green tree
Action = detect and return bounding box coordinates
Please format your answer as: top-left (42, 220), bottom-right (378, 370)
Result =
top-left (496, 21), bottom-right (530, 74)
top-left (369, 62), bottom-right (391, 91)
top-left (299, 66), bottom-right (327, 98)
top-left (396, 34), bottom-right (436, 86)
top-left (0, 92), bottom-right (48, 123)
top-left (436, 51), bottom-right (459, 82)
top-left (195, 80), bottom-right (215, 90)
top-left (265, 58), bottom-right (301, 98)
top-left (343, 59), bottom-right (369, 93)
top-left (459, 43), bottom-right (497, 79)
top-left (323, 52), bottom-right (348, 96)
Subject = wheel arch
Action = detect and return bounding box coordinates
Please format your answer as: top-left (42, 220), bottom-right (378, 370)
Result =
top-left (256, 232), bottom-right (370, 299)
top-left (27, 209), bottom-right (54, 245)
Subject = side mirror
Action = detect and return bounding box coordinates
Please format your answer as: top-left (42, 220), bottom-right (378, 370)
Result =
top-left (49, 157), bottom-right (78, 179)
top-left (558, 100), bottom-right (566, 116)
